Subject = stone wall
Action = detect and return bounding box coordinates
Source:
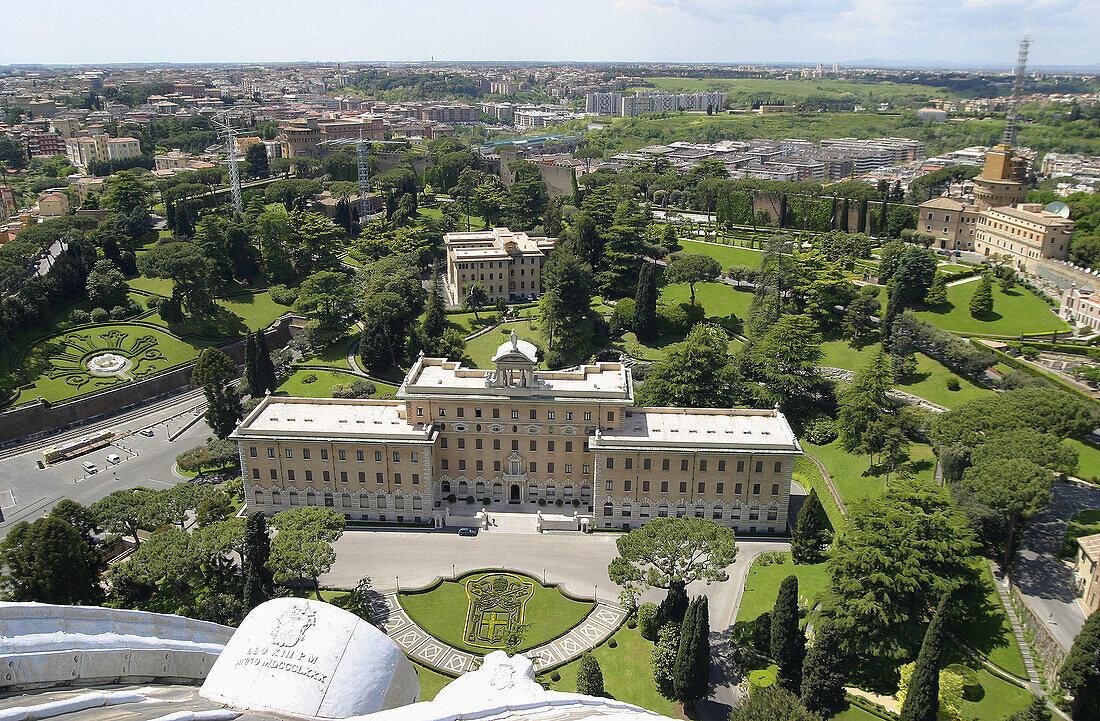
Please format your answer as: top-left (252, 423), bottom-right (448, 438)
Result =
top-left (1010, 583), bottom-right (1069, 680)
top-left (0, 602), bottom-right (232, 691)
top-left (0, 317), bottom-right (297, 448)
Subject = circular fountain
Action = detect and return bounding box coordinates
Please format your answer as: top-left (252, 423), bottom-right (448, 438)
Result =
top-left (86, 352), bottom-right (132, 376)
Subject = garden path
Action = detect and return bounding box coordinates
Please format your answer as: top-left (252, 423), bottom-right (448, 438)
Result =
top-left (369, 591), bottom-right (627, 677)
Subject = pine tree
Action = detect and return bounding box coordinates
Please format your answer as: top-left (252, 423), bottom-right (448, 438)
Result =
top-left (634, 262), bottom-right (658, 343)
top-left (657, 579), bottom-right (689, 630)
top-left (1061, 608), bottom-right (1100, 721)
top-left (243, 511), bottom-right (273, 609)
top-left (672, 597), bottom-right (700, 703)
top-left (800, 620), bottom-right (847, 715)
top-left (576, 652), bottom-right (605, 697)
top-left (899, 592), bottom-right (950, 721)
top-left (791, 489), bottom-right (832, 564)
top-left (771, 574), bottom-right (805, 693)
top-left (923, 273), bottom-right (948, 306)
top-left (243, 332), bottom-right (262, 397)
top-left (422, 267), bottom-right (446, 350)
top-left (969, 276), bottom-right (994, 317)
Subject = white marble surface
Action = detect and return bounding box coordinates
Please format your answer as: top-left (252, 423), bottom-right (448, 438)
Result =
top-left (200, 598), bottom-right (418, 720)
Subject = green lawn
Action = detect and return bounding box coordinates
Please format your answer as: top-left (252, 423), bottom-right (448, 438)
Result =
top-left (126, 275), bottom-right (175, 296)
top-left (217, 291), bottom-right (286, 331)
top-left (1058, 509), bottom-right (1100, 559)
top-left (1065, 439), bottom-right (1100, 482)
top-left (466, 321), bottom-right (542, 368)
top-left (538, 625), bottom-right (677, 718)
top-left (793, 455), bottom-right (844, 531)
top-left (832, 702), bottom-right (889, 721)
top-left (397, 572), bottom-right (594, 654)
top-left (296, 330), bottom-right (358, 370)
top-left (952, 562), bottom-right (1028, 678)
top-left (937, 264), bottom-right (971, 273)
top-left (913, 282), bottom-right (1069, 336)
top-left (941, 642), bottom-right (1033, 721)
top-left (414, 662), bottom-right (452, 701)
top-left (802, 439), bottom-right (937, 506)
top-left (419, 206), bottom-right (486, 230)
top-left (820, 336), bottom-right (992, 408)
top-left (659, 281), bottom-right (754, 323)
top-left (277, 369), bottom-right (397, 399)
top-left (734, 552), bottom-right (830, 626)
top-left (678, 239), bottom-right (765, 269)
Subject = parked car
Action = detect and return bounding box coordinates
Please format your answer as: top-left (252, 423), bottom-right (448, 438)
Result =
top-left (106, 454), bottom-right (121, 464)
top-left (458, 527), bottom-right (479, 537)
top-left (81, 462), bottom-right (97, 474)
top-left (138, 428), bottom-right (155, 437)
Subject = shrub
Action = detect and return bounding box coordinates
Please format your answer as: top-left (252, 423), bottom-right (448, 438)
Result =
top-left (613, 298), bottom-right (636, 332)
top-left (446, 494), bottom-right (456, 503)
top-left (89, 307), bottom-right (109, 323)
top-left (626, 618), bottom-right (637, 629)
top-left (555, 498), bottom-right (564, 507)
top-left (302, 373), bottom-right (318, 384)
top-left (270, 284), bottom-right (297, 306)
top-left (145, 295), bottom-right (162, 310)
top-left (756, 551), bottom-right (786, 567)
top-left (538, 498), bottom-right (546, 506)
top-left (803, 416), bottom-right (838, 445)
top-left (944, 663), bottom-right (981, 701)
top-left (466, 496), bottom-right (475, 504)
top-left (550, 672), bottom-right (561, 682)
top-left (331, 379), bottom-right (376, 398)
top-left (69, 309), bottom-right (90, 324)
top-left (946, 377), bottom-right (961, 391)
top-left (637, 603), bottom-right (659, 641)
top-left (109, 305), bottom-right (129, 320)
top-left (483, 498), bottom-right (491, 505)
top-left (748, 668), bottom-right (776, 689)
top-left (607, 639), bottom-right (617, 648)
top-left (656, 302), bottom-right (705, 336)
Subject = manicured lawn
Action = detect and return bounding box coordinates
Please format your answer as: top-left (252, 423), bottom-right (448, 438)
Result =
top-left (277, 369), bottom-right (397, 399)
top-left (218, 291), bottom-right (286, 331)
top-left (398, 572), bottom-right (594, 654)
top-left (793, 455), bottom-right (844, 531)
top-left (659, 281), bottom-right (754, 323)
top-left (1065, 439), bottom-right (1100, 482)
top-left (913, 282), bottom-right (1069, 336)
top-left (1058, 509), bottom-right (1100, 559)
top-left (937, 264), bottom-right (971, 273)
top-left (941, 642), bottom-right (1033, 721)
top-left (126, 275), bottom-right (175, 296)
top-left (419, 206), bottom-right (486, 230)
top-left (466, 321), bottom-right (542, 368)
top-left (820, 336), bottom-right (992, 408)
top-left (414, 662), bottom-right (452, 701)
top-left (952, 562), bottom-right (1027, 678)
top-left (802, 439), bottom-right (937, 506)
top-left (538, 625), bottom-right (677, 718)
top-left (734, 552), bottom-right (830, 626)
top-left (678, 239), bottom-right (765, 269)
top-left (297, 330), bottom-right (358, 370)
top-left (832, 702), bottom-right (888, 721)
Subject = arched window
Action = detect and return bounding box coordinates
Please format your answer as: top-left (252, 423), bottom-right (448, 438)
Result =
top-left (254, 491), bottom-right (263, 505)
top-left (271, 491), bottom-right (281, 505)
top-left (289, 491), bottom-right (299, 506)
top-left (377, 494), bottom-right (387, 509)
top-left (602, 502), bottom-right (614, 517)
top-left (475, 481), bottom-right (485, 494)
top-left (306, 491), bottom-right (317, 506)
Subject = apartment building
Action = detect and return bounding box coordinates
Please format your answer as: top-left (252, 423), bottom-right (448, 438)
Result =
top-left (974, 203), bottom-right (1074, 265)
top-left (585, 91), bottom-right (728, 118)
top-left (64, 135), bottom-right (142, 169)
top-left (917, 197), bottom-right (981, 251)
top-left (232, 333), bottom-right (801, 532)
top-left (444, 227), bottom-right (555, 305)
top-left (1061, 285), bottom-right (1100, 333)
top-left (22, 132), bottom-right (64, 158)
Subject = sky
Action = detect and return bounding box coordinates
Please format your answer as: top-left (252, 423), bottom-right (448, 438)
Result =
top-left (2, 0), bottom-right (1098, 68)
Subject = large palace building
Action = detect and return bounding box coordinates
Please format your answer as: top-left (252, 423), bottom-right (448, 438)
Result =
top-left (232, 333), bottom-right (801, 532)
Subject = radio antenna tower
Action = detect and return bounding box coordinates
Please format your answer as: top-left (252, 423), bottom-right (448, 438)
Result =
top-left (1001, 36), bottom-right (1031, 147)
top-left (214, 113), bottom-right (243, 214)
top-left (356, 131), bottom-right (372, 221)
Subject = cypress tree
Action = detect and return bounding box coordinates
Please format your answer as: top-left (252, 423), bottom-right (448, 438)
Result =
top-left (242, 332), bottom-right (261, 397)
top-left (800, 620), bottom-right (847, 715)
top-left (1061, 608), bottom-right (1100, 721)
top-left (657, 579), bottom-right (688, 630)
top-left (778, 195), bottom-right (788, 229)
top-left (899, 592), bottom-right (950, 721)
top-left (256, 329), bottom-right (277, 394)
top-left (841, 198), bottom-right (850, 233)
top-left (422, 266), bottom-right (446, 346)
top-left (924, 273), bottom-right (948, 306)
top-left (830, 196), bottom-right (838, 230)
top-left (771, 574), bottom-right (805, 693)
top-left (880, 286), bottom-right (903, 348)
top-left (690, 596), bottom-right (710, 703)
top-left (969, 277), bottom-right (994, 317)
top-left (858, 198), bottom-right (868, 234)
top-left (791, 488), bottom-right (831, 564)
top-left (243, 511), bottom-right (273, 609)
top-left (879, 200), bottom-right (889, 237)
top-left (576, 652), bottom-right (605, 697)
top-left (672, 597), bottom-right (700, 704)
top-left (634, 263), bottom-right (658, 343)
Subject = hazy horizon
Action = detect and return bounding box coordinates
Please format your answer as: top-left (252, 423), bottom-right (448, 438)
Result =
top-left (3, 0), bottom-right (1098, 68)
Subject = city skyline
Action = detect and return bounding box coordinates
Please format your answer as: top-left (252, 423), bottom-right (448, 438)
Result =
top-left (2, 0), bottom-right (1097, 68)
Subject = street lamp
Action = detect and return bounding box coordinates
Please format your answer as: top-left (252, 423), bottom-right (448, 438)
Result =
top-left (452, 563), bottom-right (456, 579)
top-left (396, 574), bottom-right (399, 592)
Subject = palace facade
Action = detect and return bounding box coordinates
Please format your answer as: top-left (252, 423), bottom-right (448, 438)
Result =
top-left (232, 333), bottom-right (802, 532)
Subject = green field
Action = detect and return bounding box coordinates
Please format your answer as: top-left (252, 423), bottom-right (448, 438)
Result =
top-left (296, 331), bottom-right (358, 370)
top-left (1065, 439), bottom-right (1100, 482)
top-left (803, 439), bottom-right (937, 506)
top-left (734, 552), bottom-right (830, 626)
top-left (538, 625), bottom-right (677, 718)
top-left (277, 368), bottom-right (396, 399)
top-left (632, 77), bottom-right (962, 107)
top-left (678, 239), bottom-right (765, 269)
top-left (659, 281), bottom-right (754, 322)
top-left (914, 282), bottom-right (1069, 336)
top-left (952, 562), bottom-right (1028, 678)
top-left (414, 662), bottom-right (452, 701)
top-left (398, 572), bottom-right (594, 654)
top-left (792, 455), bottom-right (844, 531)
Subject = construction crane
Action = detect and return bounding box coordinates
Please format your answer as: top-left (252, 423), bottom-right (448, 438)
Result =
top-left (1001, 36), bottom-right (1031, 147)
top-left (213, 113), bottom-right (243, 214)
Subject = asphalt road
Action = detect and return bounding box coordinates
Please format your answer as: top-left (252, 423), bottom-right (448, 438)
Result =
top-left (0, 395), bottom-right (214, 532)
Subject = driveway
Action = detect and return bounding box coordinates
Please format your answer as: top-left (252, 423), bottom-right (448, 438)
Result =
top-left (1013, 482), bottom-right (1100, 651)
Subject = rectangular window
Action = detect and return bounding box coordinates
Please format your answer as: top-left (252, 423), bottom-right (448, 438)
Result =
top-left (530, 440), bottom-right (537, 452)
top-left (547, 411), bottom-right (555, 420)
top-left (357, 450), bottom-right (364, 462)
top-left (718, 460), bottom-right (725, 472)
top-left (583, 464), bottom-right (590, 474)
top-left (530, 462), bottom-right (537, 473)
top-left (606, 458), bottom-right (614, 469)
top-left (458, 438), bottom-right (465, 449)
top-left (285, 449), bottom-right (293, 459)
top-left (755, 461), bottom-right (763, 473)
top-left (530, 409), bottom-right (537, 420)
top-left (566, 411), bottom-right (573, 420)
top-left (321, 449), bottom-right (328, 460)
top-left (438, 407), bottom-right (446, 417)
top-left (643, 458), bottom-right (651, 470)
top-left (753, 483), bottom-right (761, 494)
top-left (249, 446), bottom-right (257, 457)
top-left (771, 483), bottom-right (780, 496)
top-left (661, 481), bottom-right (669, 493)
top-left (340, 471), bottom-right (348, 483)
top-left (699, 460), bottom-right (707, 472)
top-left (302, 448), bottom-right (310, 460)
top-left (774, 461), bottom-right (782, 473)
top-left (547, 440), bottom-right (555, 452)
top-left (441, 459), bottom-right (449, 470)
top-left (716, 482), bottom-right (724, 494)
top-left (457, 407), bottom-right (464, 418)
top-left (358, 472), bottom-right (366, 483)
top-left (566, 441), bottom-right (573, 452)
top-left (624, 480), bottom-right (632, 491)
top-left (476, 460), bottom-right (483, 471)
top-left (584, 411), bottom-right (592, 421)
top-left (413, 474), bottom-right (420, 485)
top-left (548, 462), bottom-right (555, 473)
top-left (475, 408), bottom-right (482, 418)
top-left (416, 407), bottom-right (423, 417)
top-left (737, 461), bottom-right (744, 472)
top-left (681, 460), bottom-right (689, 472)
top-left (458, 460), bottom-right (466, 471)
top-left (680, 482), bottom-right (687, 493)
top-left (441, 437), bottom-right (448, 449)
top-left (305, 470), bottom-right (313, 482)
top-left (287, 469), bottom-right (295, 480)
top-left (625, 458), bottom-right (632, 470)
top-left (395, 473), bottom-right (402, 484)
top-left (411, 451), bottom-right (418, 463)
top-left (253, 468), bottom-right (260, 479)
top-left (512, 440), bottom-right (519, 451)
top-left (268, 448), bottom-right (275, 458)
top-left (375, 450), bottom-right (383, 462)
top-left (270, 469), bottom-right (278, 479)
top-left (475, 438), bottom-right (483, 450)
top-left (698, 482), bottom-right (705, 493)
top-left (494, 439), bottom-right (501, 451)
top-left (323, 470), bottom-right (330, 482)
top-left (393, 451), bottom-right (400, 463)
top-left (642, 480), bottom-right (650, 492)
top-left (607, 411), bottom-right (614, 422)
top-left (493, 408), bottom-right (500, 418)
top-left (512, 409), bottom-right (519, 419)
top-left (565, 463), bottom-right (572, 473)
top-left (662, 459), bottom-right (670, 471)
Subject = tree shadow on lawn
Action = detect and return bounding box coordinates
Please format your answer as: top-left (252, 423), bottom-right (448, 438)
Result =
top-left (897, 369), bottom-right (932, 385)
top-left (19, 336), bottom-right (69, 383)
top-left (168, 306), bottom-right (248, 339)
top-left (917, 301), bottom-right (955, 315)
top-left (862, 458), bottom-right (933, 478)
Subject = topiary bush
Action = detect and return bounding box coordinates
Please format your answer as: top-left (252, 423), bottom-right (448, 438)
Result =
top-left (748, 668), bottom-right (776, 689)
top-left (90, 307), bottom-right (109, 323)
top-left (466, 496), bottom-right (475, 504)
top-left (944, 663), bottom-right (982, 700)
top-left (447, 494), bottom-right (457, 503)
top-left (550, 671), bottom-right (561, 682)
top-left (555, 498), bottom-right (564, 507)
top-left (69, 309), bottom-right (90, 324)
top-left (946, 377), bottom-right (961, 391)
top-left (637, 602), bottom-right (659, 641)
top-left (625, 618), bottom-right (637, 629)
top-left (109, 305), bottom-right (129, 320)
top-left (607, 639), bottom-right (617, 649)
top-left (270, 284), bottom-right (297, 306)
top-left (302, 373), bottom-right (318, 384)
top-left (572, 499), bottom-right (580, 507)
top-left (538, 498), bottom-right (546, 506)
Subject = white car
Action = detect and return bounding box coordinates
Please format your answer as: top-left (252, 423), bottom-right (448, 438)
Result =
top-left (106, 454), bottom-right (121, 464)
top-left (81, 462), bottom-right (97, 474)
top-left (138, 428), bottom-right (155, 437)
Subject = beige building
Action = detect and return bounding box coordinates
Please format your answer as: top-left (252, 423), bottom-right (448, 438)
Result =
top-left (974, 203), bottom-right (1074, 266)
top-left (445, 228), bottom-right (555, 305)
top-left (37, 192), bottom-right (69, 219)
top-left (1074, 532), bottom-right (1100, 614)
top-left (1061, 285), bottom-right (1100, 332)
top-left (278, 118), bottom-right (385, 159)
top-left (231, 333), bottom-right (801, 532)
top-left (65, 135), bottom-right (142, 169)
top-left (918, 197), bottom-right (981, 251)
top-left (973, 144), bottom-right (1028, 211)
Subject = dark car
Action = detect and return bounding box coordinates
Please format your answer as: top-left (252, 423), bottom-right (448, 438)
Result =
top-left (458, 527), bottom-right (479, 537)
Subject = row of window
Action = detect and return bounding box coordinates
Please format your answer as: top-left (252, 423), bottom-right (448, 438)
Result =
top-left (605, 479), bottom-right (781, 496)
top-left (251, 446), bottom-right (419, 463)
top-left (441, 437), bottom-right (585, 453)
top-left (441, 481), bottom-right (592, 497)
top-left (254, 468), bottom-right (421, 485)
top-left (254, 490), bottom-right (424, 510)
top-left (605, 458), bottom-right (782, 474)
top-left (601, 503), bottom-right (779, 521)
top-left (454, 257), bottom-right (539, 270)
top-left (424, 407), bottom-right (599, 421)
